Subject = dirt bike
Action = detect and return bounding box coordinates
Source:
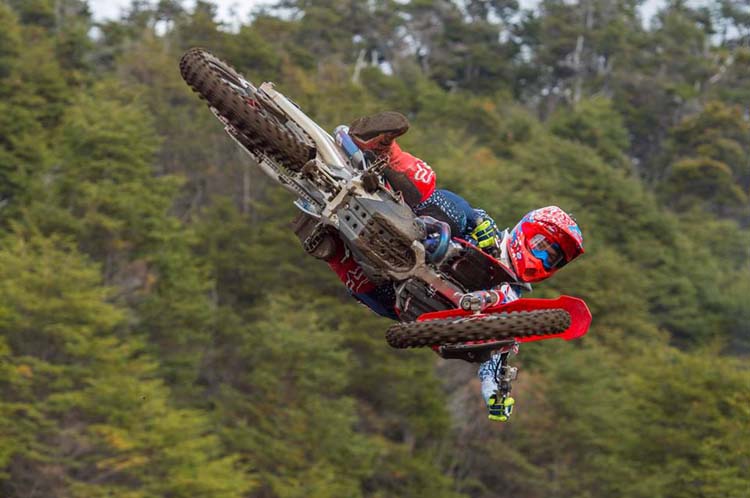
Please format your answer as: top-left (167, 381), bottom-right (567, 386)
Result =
top-left (179, 48), bottom-right (592, 409)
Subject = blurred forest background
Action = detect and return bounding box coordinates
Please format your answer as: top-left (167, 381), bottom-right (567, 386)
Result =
top-left (1, 0), bottom-right (749, 497)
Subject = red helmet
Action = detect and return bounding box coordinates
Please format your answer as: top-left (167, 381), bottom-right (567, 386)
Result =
top-left (507, 206), bottom-right (584, 282)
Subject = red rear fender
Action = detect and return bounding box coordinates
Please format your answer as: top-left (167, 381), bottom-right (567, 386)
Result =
top-left (418, 295), bottom-right (592, 344)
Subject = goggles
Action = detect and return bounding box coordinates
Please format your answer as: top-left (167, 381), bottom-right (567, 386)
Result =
top-left (528, 233), bottom-right (566, 270)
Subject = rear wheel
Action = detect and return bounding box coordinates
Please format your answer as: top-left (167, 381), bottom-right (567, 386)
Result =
top-left (386, 309), bottom-right (571, 348)
top-left (179, 48), bottom-right (315, 170)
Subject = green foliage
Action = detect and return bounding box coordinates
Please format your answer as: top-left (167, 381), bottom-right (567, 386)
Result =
top-left (1, 1), bottom-right (749, 497)
top-left (54, 1), bottom-right (94, 77)
top-left (29, 81), bottom-right (179, 261)
top-left (6, 0), bottom-right (56, 28)
top-left (0, 3), bottom-right (21, 78)
top-left (223, 24), bottom-right (284, 81)
top-left (708, 47), bottom-right (750, 105)
top-left (659, 101), bottom-right (750, 216)
top-left (174, 1), bottom-right (227, 52)
top-left (722, 268), bottom-right (750, 353)
top-left (0, 230), bottom-right (252, 497)
top-left (549, 96), bottom-right (631, 169)
top-left (210, 299), bottom-right (376, 498)
top-left (0, 3), bottom-right (63, 213)
top-left (622, 344), bottom-right (750, 498)
top-left (464, 337), bottom-right (750, 498)
top-left (663, 157), bottom-right (747, 212)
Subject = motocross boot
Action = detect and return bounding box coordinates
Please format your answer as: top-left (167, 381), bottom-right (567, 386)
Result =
top-left (290, 211), bottom-right (339, 261)
top-left (348, 111), bottom-right (410, 154)
top-left (350, 112), bottom-right (436, 208)
top-left (479, 348), bottom-right (519, 421)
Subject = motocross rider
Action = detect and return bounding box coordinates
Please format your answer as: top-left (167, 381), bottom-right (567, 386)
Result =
top-left (292, 112), bottom-right (584, 421)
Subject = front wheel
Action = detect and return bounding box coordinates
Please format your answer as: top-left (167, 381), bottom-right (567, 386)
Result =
top-left (385, 309), bottom-right (571, 348)
top-left (179, 48), bottom-right (315, 170)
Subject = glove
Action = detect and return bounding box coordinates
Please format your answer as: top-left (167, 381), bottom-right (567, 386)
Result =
top-left (459, 290), bottom-right (501, 312)
top-left (470, 211), bottom-right (501, 254)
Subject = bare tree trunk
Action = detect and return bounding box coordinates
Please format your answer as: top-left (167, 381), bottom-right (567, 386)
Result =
top-left (572, 0), bottom-right (594, 106)
top-left (573, 34), bottom-right (585, 105)
top-left (352, 49), bottom-right (367, 84)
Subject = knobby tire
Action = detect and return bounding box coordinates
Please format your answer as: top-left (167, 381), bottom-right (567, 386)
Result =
top-left (386, 309), bottom-right (571, 348)
top-left (179, 48), bottom-right (315, 169)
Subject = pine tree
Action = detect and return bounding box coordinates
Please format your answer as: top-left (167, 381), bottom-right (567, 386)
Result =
top-left (0, 4), bottom-right (53, 215)
top-left (0, 230), bottom-right (253, 497)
